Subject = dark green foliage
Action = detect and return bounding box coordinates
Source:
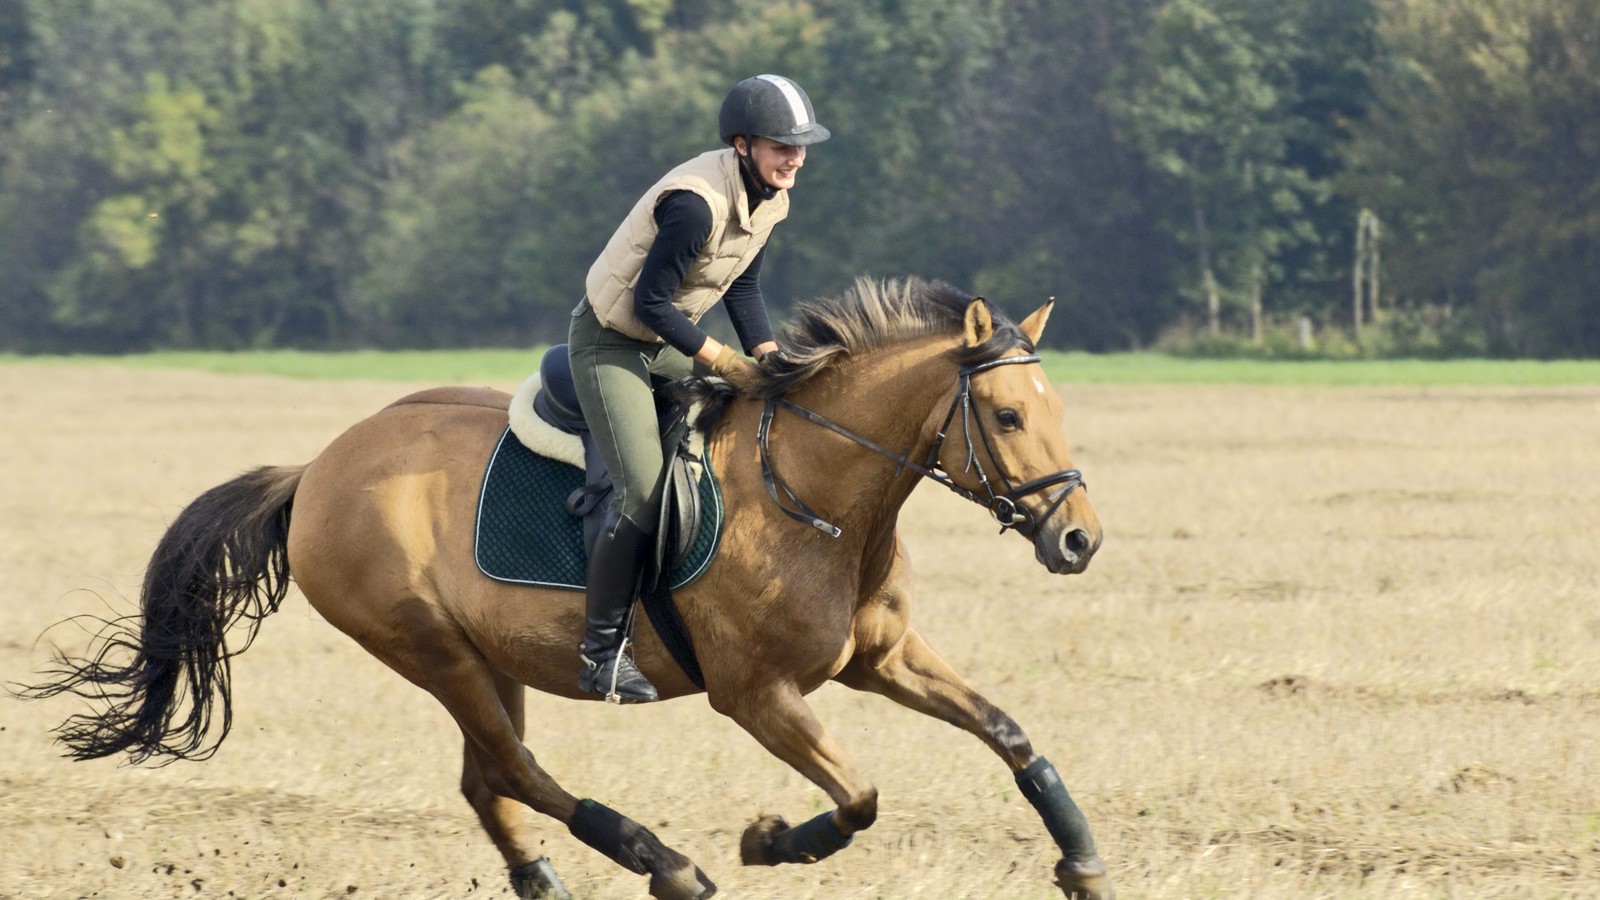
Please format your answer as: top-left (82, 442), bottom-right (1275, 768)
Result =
top-left (0, 0), bottom-right (1594, 356)
top-left (1343, 0), bottom-right (1600, 356)
top-left (0, 0), bottom-right (32, 124)
top-left (966, 0), bottom-right (1180, 349)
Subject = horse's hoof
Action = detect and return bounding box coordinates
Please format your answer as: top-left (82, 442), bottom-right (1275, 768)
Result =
top-left (648, 861), bottom-right (717, 899)
top-left (739, 814), bottom-right (789, 866)
top-left (1054, 856), bottom-right (1114, 900)
top-left (509, 857), bottom-right (572, 900)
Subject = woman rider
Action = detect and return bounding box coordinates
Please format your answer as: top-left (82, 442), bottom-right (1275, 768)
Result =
top-left (568, 74), bottom-right (831, 702)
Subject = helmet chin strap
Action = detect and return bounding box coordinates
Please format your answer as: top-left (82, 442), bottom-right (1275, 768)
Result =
top-left (735, 140), bottom-right (780, 202)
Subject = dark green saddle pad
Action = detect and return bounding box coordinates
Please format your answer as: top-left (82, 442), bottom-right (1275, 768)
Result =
top-left (474, 427), bottom-right (724, 590)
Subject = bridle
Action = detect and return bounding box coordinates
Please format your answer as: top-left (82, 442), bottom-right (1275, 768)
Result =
top-left (757, 353), bottom-right (1086, 539)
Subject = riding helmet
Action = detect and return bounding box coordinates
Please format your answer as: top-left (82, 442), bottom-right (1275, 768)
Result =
top-left (718, 75), bottom-right (831, 147)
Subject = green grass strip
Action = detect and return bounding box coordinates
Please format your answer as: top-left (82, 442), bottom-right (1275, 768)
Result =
top-left (5, 349), bottom-right (1600, 386)
top-left (1039, 353), bottom-right (1600, 385)
top-left (0, 349), bottom-right (544, 383)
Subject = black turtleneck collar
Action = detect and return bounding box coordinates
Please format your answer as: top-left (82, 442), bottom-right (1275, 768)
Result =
top-left (736, 148), bottom-right (777, 211)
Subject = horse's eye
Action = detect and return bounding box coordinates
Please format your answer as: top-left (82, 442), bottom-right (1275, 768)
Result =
top-left (996, 409), bottom-right (1022, 431)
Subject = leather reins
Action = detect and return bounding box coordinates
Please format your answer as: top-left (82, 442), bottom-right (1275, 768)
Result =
top-left (757, 353), bottom-right (1085, 539)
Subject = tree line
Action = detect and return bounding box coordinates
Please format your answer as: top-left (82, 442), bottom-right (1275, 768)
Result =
top-left (1, 0), bottom-right (1596, 357)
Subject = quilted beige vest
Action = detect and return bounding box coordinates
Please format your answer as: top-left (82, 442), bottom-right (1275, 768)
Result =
top-left (585, 149), bottom-right (789, 343)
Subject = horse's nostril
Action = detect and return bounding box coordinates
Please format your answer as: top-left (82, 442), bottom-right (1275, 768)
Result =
top-left (1063, 528), bottom-right (1093, 559)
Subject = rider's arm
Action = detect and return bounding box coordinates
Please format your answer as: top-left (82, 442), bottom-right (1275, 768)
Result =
top-left (721, 247), bottom-right (779, 357)
top-left (634, 191), bottom-right (716, 358)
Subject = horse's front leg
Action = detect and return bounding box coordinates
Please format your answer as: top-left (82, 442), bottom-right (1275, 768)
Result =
top-left (709, 681), bottom-right (878, 867)
top-left (835, 624), bottom-right (1115, 900)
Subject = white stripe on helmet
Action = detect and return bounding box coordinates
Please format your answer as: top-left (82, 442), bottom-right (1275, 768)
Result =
top-left (756, 74), bottom-right (810, 129)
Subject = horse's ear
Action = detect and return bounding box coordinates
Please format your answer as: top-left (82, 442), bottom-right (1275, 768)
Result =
top-left (1019, 297), bottom-right (1055, 346)
top-left (963, 298), bottom-right (995, 347)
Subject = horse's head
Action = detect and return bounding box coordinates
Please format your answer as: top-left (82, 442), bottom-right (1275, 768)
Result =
top-left (930, 298), bottom-right (1102, 575)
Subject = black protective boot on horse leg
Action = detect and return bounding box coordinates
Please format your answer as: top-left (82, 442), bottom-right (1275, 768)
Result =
top-left (578, 509), bottom-right (660, 703)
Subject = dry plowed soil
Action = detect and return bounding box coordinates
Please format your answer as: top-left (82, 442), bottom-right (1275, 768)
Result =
top-left (3, 366), bottom-right (1596, 899)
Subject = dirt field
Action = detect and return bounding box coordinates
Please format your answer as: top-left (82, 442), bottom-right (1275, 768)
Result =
top-left (2, 364), bottom-right (1597, 900)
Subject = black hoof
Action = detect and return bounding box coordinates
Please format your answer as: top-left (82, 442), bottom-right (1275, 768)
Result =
top-left (739, 814), bottom-right (789, 866)
top-left (1055, 856), bottom-right (1114, 900)
top-left (648, 862), bottom-right (717, 899)
top-left (510, 857), bottom-right (571, 900)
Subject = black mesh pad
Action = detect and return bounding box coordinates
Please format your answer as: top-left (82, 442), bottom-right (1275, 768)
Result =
top-left (474, 428), bottom-right (723, 590)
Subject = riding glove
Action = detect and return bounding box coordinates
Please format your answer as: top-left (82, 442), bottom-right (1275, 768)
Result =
top-left (710, 344), bottom-right (767, 393)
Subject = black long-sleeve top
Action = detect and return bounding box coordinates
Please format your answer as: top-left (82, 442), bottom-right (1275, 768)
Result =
top-left (631, 189), bottom-right (775, 358)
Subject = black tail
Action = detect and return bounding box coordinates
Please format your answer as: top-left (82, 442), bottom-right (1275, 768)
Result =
top-left (17, 465), bottom-right (305, 764)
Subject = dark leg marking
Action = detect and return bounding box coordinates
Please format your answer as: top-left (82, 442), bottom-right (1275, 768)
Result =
top-left (568, 799), bottom-right (717, 899)
top-left (740, 809), bottom-right (854, 866)
top-left (1016, 756), bottom-right (1099, 861)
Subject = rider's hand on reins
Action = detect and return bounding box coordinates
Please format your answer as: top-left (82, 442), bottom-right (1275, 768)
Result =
top-left (710, 343), bottom-right (767, 394)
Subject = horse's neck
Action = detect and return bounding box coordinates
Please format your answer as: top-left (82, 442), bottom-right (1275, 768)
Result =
top-left (756, 336), bottom-right (956, 539)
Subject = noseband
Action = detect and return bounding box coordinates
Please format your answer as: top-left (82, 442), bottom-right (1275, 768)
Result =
top-left (757, 354), bottom-right (1085, 538)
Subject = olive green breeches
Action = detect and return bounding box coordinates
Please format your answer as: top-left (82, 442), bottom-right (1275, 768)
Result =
top-left (567, 300), bottom-right (696, 531)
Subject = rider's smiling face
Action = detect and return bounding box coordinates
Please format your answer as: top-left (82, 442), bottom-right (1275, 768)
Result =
top-left (739, 136), bottom-right (807, 191)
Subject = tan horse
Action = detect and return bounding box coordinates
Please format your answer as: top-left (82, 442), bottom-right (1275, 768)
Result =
top-left (26, 278), bottom-right (1112, 899)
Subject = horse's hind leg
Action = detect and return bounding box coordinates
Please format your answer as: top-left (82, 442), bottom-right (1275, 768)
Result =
top-left (410, 620), bottom-right (716, 899)
top-left (460, 669), bottom-right (570, 899)
top-left (835, 620), bottom-right (1113, 900)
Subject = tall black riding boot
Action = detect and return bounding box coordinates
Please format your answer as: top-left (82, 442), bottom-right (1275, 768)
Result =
top-left (578, 510), bottom-right (660, 703)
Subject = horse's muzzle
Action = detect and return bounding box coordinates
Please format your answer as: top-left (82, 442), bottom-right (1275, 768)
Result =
top-left (1037, 525), bottom-right (1100, 575)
